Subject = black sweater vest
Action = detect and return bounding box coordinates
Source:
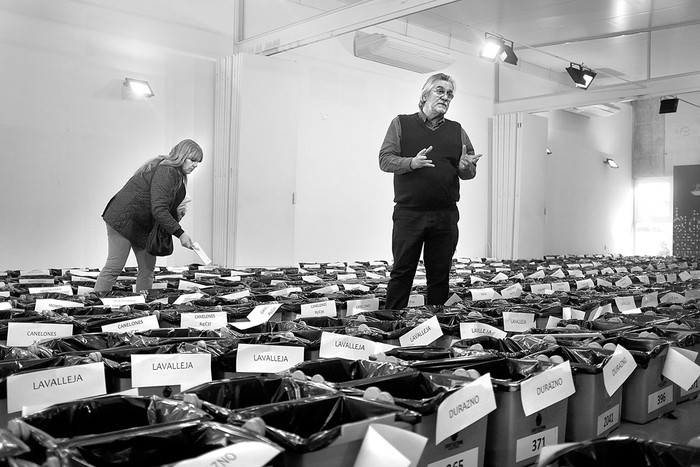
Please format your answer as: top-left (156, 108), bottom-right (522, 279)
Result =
top-left (394, 113), bottom-right (462, 210)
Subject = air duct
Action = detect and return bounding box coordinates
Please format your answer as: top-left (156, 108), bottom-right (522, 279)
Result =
top-left (353, 32), bottom-right (456, 74)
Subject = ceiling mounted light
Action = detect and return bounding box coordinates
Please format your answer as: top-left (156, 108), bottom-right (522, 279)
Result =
top-left (603, 158), bottom-right (619, 169)
top-left (479, 34), bottom-right (504, 61)
top-left (499, 39), bottom-right (518, 65)
top-left (123, 78), bottom-right (154, 98)
top-left (566, 63), bottom-right (596, 90)
top-left (659, 97), bottom-right (679, 114)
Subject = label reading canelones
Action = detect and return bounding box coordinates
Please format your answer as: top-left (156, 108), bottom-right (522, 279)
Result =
top-left (180, 312), bottom-right (228, 330)
top-left (300, 300), bottom-right (337, 318)
top-left (7, 322), bottom-right (73, 347)
top-left (101, 315), bottom-right (160, 333)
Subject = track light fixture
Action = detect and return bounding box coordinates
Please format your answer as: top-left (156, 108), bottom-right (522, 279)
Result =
top-left (479, 33), bottom-right (518, 65)
top-left (499, 39), bottom-right (518, 65)
top-left (566, 63), bottom-right (596, 90)
top-left (659, 96), bottom-right (679, 114)
top-left (603, 158), bottom-right (619, 169)
top-left (123, 78), bottom-right (154, 98)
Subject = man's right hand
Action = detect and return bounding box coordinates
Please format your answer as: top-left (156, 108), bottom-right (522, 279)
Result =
top-left (410, 146), bottom-right (435, 169)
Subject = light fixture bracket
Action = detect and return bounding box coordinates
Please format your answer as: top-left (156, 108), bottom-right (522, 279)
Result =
top-left (566, 63), bottom-right (596, 90)
top-left (123, 77), bottom-right (154, 98)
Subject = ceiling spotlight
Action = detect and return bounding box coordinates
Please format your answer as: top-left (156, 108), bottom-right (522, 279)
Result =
top-left (566, 63), bottom-right (596, 90)
top-left (123, 78), bottom-right (154, 98)
top-left (546, 148), bottom-right (552, 155)
top-left (499, 39), bottom-right (518, 65)
top-left (659, 97), bottom-right (679, 114)
top-left (603, 158), bottom-right (619, 169)
top-left (480, 34), bottom-right (504, 61)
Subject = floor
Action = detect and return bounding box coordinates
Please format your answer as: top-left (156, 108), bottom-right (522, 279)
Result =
top-left (617, 397), bottom-right (700, 445)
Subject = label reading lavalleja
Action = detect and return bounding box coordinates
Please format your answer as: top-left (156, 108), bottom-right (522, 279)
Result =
top-left (502, 312), bottom-right (535, 333)
top-left (131, 353), bottom-right (211, 390)
top-left (399, 315), bottom-right (442, 347)
top-left (7, 362), bottom-right (106, 413)
top-left (459, 322), bottom-right (506, 339)
top-left (319, 332), bottom-right (382, 361)
top-left (236, 344), bottom-right (304, 373)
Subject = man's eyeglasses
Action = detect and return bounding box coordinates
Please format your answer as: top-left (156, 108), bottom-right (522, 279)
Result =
top-left (431, 87), bottom-right (454, 99)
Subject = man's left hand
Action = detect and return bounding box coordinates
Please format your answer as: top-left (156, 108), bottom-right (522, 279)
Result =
top-left (458, 145), bottom-right (482, 170)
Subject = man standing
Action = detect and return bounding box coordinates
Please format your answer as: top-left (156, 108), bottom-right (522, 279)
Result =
top-left (379, 73), bottom-right (482, 310)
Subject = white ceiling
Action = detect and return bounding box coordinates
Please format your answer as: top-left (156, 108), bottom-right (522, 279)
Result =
top-left (238, 0), bottom-right (700, 112)
top-left (4, 0), bottom-right (700, 111)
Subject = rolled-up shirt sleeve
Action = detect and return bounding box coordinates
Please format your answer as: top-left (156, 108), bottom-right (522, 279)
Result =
top-left (379, 116), bottom-right (413, 174)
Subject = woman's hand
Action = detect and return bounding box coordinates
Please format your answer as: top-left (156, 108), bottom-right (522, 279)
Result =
top-left (179, 233), bottom-right (195, 249)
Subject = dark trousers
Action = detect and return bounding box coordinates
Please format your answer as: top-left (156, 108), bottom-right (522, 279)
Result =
top-left (384, 208), bottom-right (459, 310)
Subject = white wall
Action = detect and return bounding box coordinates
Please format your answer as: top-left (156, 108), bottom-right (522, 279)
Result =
top-left (543, 107), bottom-right (635, 256)
top-left (0, 1), bottom-right (223, 270)
top-left (228, 34), bottom-right (495, 266)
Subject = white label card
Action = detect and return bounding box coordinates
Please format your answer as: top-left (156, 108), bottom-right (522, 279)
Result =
top-left (236, 344), bottom-right (304, 373)
top-left (614, 296), bottom-right (636, 311)
top-left (576, 279), bottom-right (595, 290)
top-left (615, 276), bottom-right (633, 288)
top-left (427, 448), bottom-right (479, 467)
top-left (219, 290), bottom-right (251, 301)
top-left (407, 294), bottom-right (425, 307)
top-left (347, 298), bottom-right (380, 315)
top-left (7, 362), bottom-right (107, 413)
top-left (312, 285), bottom-right (340, 295)
top-left (597, 404), bottom-right (621, 435)
top-left (300, 300), bottom-right (337, 317)
top-left (191, 242), bottom-right (213, 265)
top-left (662, 347), bottom-right (700, 391)
top-left (173, 292), bottom-right (205, 305)
top-left (551, 282), bottom-right (570, 292)
top-left (34, 299), bottom-right (84, 312)
top-left (131, 353), bottom-right (212, 390)
top-left (470, 288), bottom-right (496, 301)
top-left (444, 293), bottom-right (463, 306)
top-left (172, 441), bottom-right (282, 467)
top-left (399, 316), bottom-right (443, 347)
top-left (641, 292), bottom-right (659, 308)
top-left (0, 302), bottom-right (11, 310)
top-left (515, 427), bottom-right (558, 463)
top-left (100, 295), bottom-right (146, 307)
top-left (500, 283), bottom-right (523, 299)
top-left (520, 361), bottom-right (575, 416)
top-left (7, 322), bottom-right (73, 346)
top-left (180, 311), bottom-right (228, 330)
top-left (246, 303), bottom-right (282, 325)
top-left (435, 374), bottom-right (497, 444)
top-left (101, 315), bottom-right (160, 333)
top-left (319, 332), bottom-right (390, 360)
top-left (546, 316), bottom-right (562, 329)
top-left (648, 386), bottom-right (674, 413)
top-left (603, 345), bottom-right (637, 396)
top-left (502, 312), bottom-right (535, 333)
top-left (530, 283), bottom-right (552, 294)
top-left (28, 285), bottom-right (73, 295)
top-left (459, 322), bottom-right (507, 339)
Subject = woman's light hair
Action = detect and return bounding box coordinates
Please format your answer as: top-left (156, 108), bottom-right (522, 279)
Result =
top-left (136, 139), bottom-right (203, 176)
top-left (418, 73), bottom-right (456, 110)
